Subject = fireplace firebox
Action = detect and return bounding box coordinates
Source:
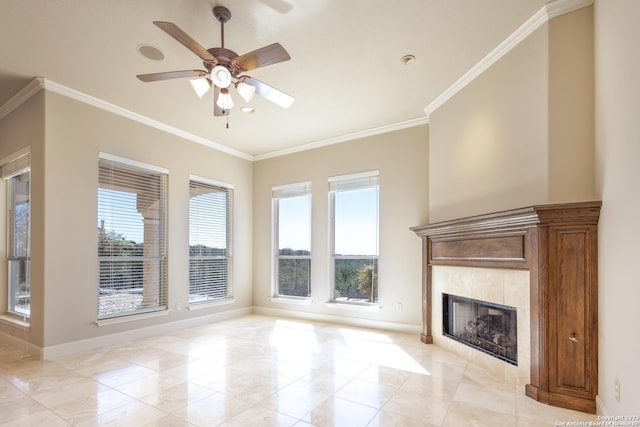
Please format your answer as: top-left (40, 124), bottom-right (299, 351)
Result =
top-left (443, 293), bottom-right (517, 365)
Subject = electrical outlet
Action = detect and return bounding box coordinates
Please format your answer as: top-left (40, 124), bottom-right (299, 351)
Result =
top-left (176, 302), bottom-right (181, 311)
top-left (396, 302), bottom-right (403, 312)
top-left (614, 378), bottom-right (620, 402)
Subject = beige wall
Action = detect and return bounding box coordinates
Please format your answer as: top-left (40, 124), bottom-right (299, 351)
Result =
top-left (0, 92), bottom-right (46, 346)
top-left (38, 91), bottom-right (253, 348)
top-left (548, 7), bottom-right (595, 202)
top-left (253, 126), bottom-right (428, 327)
top-left (429, 8), bottom-right (596, 223)
top-left (594, 0), bottom-right (640, 415)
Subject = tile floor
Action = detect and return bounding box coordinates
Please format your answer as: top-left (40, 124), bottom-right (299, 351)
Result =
top-left (0, 315), bottom-right (601, 426)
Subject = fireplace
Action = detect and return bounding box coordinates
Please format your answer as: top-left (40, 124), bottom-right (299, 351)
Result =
top-left (443, 293), bottom-right (517, 365)
top-left (411, 201), bottom-right (601, 414)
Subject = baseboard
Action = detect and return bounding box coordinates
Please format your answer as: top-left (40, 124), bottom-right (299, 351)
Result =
top-left (42, 307), bottom-right (251, 359)
top-left (596, 395), bottom-right (609, 416)
top-left (2, 306), bottom-right (420, 360)
top-left (251, 306), bottom-right (422, 335)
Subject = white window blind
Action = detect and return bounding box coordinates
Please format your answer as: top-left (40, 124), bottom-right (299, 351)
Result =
top-left (189, 178), bottom-right (233, 303)
top-left (328, 171), bottom-right (379, 192)
top-left (97, 155), bottom-right (168, 319)
top-left (3, 149), bottom-right (31, 317)
top-left (1, 151), bottom-right (31, 180)
top-left (329, 171), bottom-right (379, 304)
top-left (273, 182), bottom-right (312, 298)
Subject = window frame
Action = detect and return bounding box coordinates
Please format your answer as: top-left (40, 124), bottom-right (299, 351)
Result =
top-left (2, 148), bottom-right (31, 319)
top-left (97, 153), bottom-right (168, 320)
top-left (328, 171), bottom-right (379, 306)
top-left (188, 175), bottom-right (234, 305)
top-left (272, 181), bottom-right (312, 300)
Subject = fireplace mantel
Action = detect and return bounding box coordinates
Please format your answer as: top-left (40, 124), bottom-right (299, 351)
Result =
top-left (411, 201), bottom-right (601, 413)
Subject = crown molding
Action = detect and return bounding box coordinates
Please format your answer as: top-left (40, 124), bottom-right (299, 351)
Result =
top-left (253, 116), bottom-right (429, 161)
top-left (1, 0), bottom-right (591, 162)
top-left (423, 0), bottom-right (593, 118)
top-left (39, 79), bottom-right (253, 161)
top-left (0, 77), bottom-right (45, 121)
top-left (1, 77), bottom-right (427, 162)
top-left (0, 77), bottom-right (253, 161)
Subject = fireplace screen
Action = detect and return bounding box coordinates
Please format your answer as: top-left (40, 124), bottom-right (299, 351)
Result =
top-left (443, 293), bottom-right (518, 365)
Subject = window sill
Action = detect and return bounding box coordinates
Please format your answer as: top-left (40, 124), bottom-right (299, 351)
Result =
top-left (188, 298), bottom-right (235, 311)
top-left (269, 297), bottom-right (312, 306)
top-left (325, 302), bottom-right (381, 312)
top-left (0, 314), bottom-right (30, 330)
top-left (94, 309), bottom-right (168, 327)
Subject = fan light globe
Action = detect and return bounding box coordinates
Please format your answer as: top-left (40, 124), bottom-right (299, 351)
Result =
top-left (189, 78), bottom-right (211, 98)
top-left (211, 65), bottom-right (232, 88)
top-left (236, 81), bottom-right (256, 103)
top-left (216, 88), bottom-right (234, 110)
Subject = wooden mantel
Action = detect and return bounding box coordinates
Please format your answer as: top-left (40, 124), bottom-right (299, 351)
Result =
top-left (411, 201), bottom-right (601, 414)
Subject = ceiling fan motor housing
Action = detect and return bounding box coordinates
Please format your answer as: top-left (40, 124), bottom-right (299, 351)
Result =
top-left (205, 47), bottom-right (240, 74)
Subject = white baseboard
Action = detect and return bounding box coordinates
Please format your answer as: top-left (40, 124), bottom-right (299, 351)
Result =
top-left (2, 306), bottom-right (420, 360)
top-left (42, 307), bottom-right (251, 359)
top-left (596, 395), bottom-right (609, 416)
top-left (252, 306), bottom-right (422, 335)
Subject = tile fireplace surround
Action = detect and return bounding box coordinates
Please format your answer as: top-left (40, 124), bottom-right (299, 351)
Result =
top-left (432, 266), bottom-right (531, 384)
top-left (411, 201), bottom-right (601, 414)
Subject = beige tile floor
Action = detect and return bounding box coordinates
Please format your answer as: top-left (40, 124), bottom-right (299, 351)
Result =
top-left (0, 315), bottom-right (601, 426)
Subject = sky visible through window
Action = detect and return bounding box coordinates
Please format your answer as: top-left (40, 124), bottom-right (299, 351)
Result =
top-left (278, 195), bottom-right (311, 251)
top-left (99, 186), bottom-right (377, 254)
top-left (335, 187), bottom-right (378, 256)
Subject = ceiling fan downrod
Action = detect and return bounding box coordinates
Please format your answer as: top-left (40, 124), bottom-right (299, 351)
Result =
top-left (213, 6), bottom-right (231, 49)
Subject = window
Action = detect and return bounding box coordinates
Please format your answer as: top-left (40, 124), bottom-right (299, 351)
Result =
top-left (329, 171), bottom-right (379, 304)
top-left (273, 182), bottom-right (311, 298)
top-left (189, 177), bottom-right (233, 304)
top-left (97, 154), bottom-right (168, 319)
top-left (2, 150), bottom-right (31, 318)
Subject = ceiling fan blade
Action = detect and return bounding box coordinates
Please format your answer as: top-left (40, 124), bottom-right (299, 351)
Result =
top-left (233, 43), bottom-right (290, 71)
top-left (153, 21), bottom-right (217, 64)
top-left (137, 70), bottom-right (208, 82)
top-left (213, 86), bottom-right (230, 116)
top-left (243, 77), bottom-right (294, 108)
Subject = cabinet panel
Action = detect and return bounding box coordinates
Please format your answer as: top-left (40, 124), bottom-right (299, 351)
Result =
top-left (549, 227), bottom-right (596, 402)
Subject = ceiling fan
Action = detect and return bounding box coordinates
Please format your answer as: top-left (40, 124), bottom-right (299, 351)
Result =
top-left (137, 6), bottom-right (294, 117)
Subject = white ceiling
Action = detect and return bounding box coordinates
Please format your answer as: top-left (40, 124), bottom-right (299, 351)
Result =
top-left (0, 0), bottom-right (551, 158)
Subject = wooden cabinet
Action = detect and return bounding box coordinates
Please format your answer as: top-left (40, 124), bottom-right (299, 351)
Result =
top-left (411, 201), bottom-right (600, 414)
top-left (527, 222), bottom-right (599, 413)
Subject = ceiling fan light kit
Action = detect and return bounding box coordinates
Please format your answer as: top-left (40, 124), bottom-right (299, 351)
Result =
top-left (189, 78), bottom-right (211, 98)
top-left (211, 65), bottom-right (232, 88)
top-left (216, 88), bottom-right (233, 110)
top-left (136, 5), bottom-right (294, 122)
top-left (236, 80), bottom-right (256, 103)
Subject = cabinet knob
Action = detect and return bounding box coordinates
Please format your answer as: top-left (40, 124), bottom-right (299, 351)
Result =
top-left (569, 333), bottom-right (579, 343)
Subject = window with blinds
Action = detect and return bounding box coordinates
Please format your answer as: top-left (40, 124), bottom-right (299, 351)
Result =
top-left (2, 149), bottom-right (31, 317)
top-left (329, 171), bottom-right (379, 304)
top-left (97, 154), bottom-right (168, 319)
top-left (272, 182), bottom-right (311, 299)
top-left (189, 177), bottom-right (233, 304)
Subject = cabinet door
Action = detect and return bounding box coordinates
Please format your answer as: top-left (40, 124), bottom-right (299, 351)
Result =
top-left (548, 226), bottom-right (597, 400)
